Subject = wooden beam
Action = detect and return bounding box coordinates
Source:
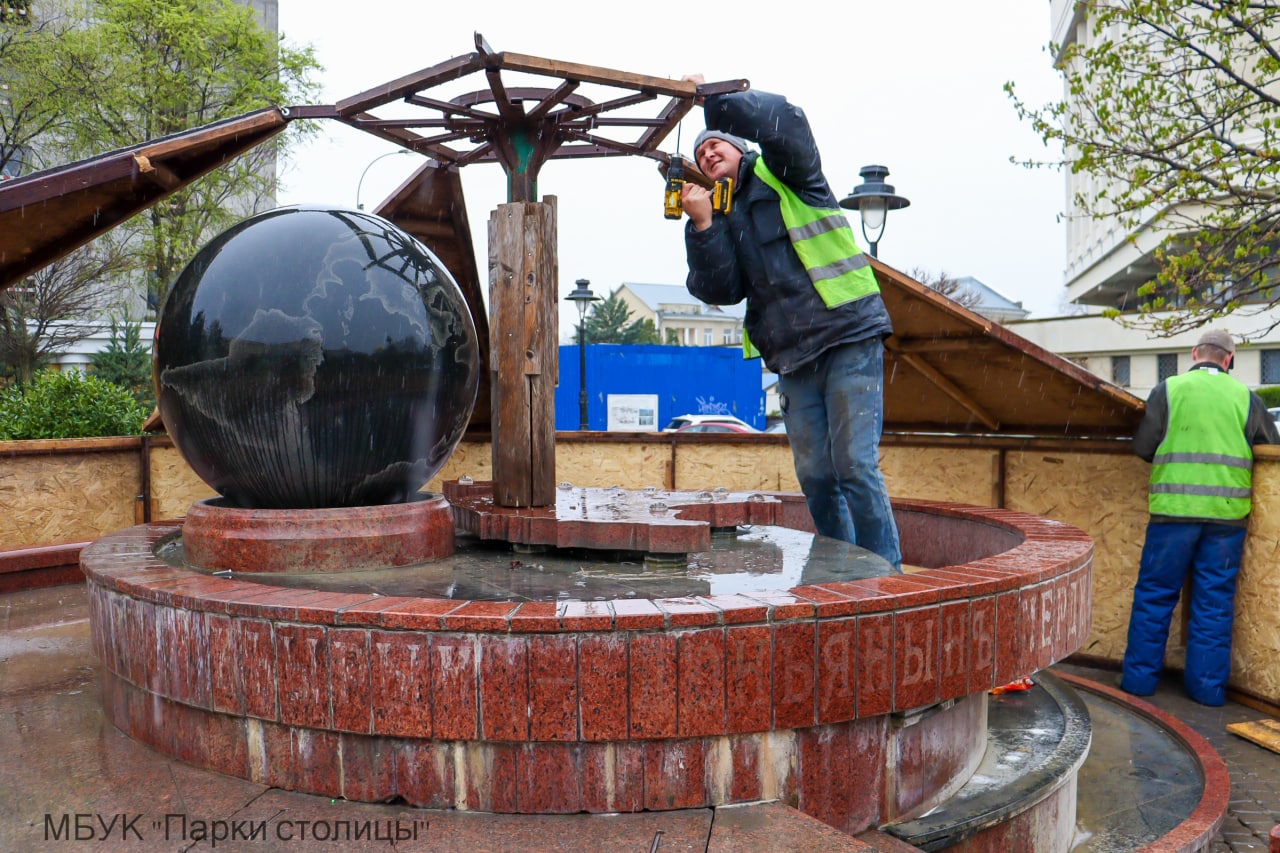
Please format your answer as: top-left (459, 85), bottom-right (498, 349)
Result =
top-left (132, 155), bottom-right (181, 191)
top-left (336, 53), bottom-right (484, 116)
top-left (887, 343), bottom-right (1001, 431)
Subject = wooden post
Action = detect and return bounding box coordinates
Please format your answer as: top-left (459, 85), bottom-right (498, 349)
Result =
top-left (488, 198), bottom-right (559, 507)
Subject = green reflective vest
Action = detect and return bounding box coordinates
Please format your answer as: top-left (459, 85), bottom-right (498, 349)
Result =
top-left (1149, 368), bottom-right (1253, 520)
top-left (740, 159), bottom-right (879, 359)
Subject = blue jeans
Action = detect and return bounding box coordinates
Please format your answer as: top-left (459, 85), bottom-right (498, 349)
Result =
top-left (1121, 520), bottom-right (1246, 706)
top-left (778, 339), bottom-right (901, 568)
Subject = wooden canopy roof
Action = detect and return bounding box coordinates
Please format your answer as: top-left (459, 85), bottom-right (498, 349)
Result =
top-left (0, 108), bottom-right (288, 288)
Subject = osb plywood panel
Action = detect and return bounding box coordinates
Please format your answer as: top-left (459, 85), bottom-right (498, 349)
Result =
top-left (1236, 461), bottom-right (1280, 702)
top-left (149, 445), bottom-right (216, 520)
top-left (557, 443), bottom-right (670, 490)
top-left (673, 443), bottom-right (799, 493)
top-left (425, 441), bottom-right (493, 492)
top-left (0, 452), bottom-right (138, 548)
top-left (881, 447), bottom-right (998, 506)
top-left (1003, 451), bottom-right (1150, 661)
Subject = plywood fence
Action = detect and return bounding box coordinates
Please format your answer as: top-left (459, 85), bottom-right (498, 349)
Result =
top-left (4, 433), bottom-right (1279, 707)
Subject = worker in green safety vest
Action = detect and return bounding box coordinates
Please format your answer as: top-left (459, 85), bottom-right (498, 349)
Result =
top-left (1120, 329), bottom-right (1278, 706)
top-left (678, 76), bottom-right (899, 569)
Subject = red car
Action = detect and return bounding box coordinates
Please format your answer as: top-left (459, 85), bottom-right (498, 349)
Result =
top-left (674, 422), bottom-right (759, 434)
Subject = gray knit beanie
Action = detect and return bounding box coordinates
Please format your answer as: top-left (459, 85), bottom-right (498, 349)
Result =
top-left (694, 129), bottom-right (749, 159)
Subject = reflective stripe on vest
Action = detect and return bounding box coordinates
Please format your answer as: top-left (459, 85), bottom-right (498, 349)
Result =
top-left (741, 159), bottom-right (880, 359)
top-left (1149, 368), bottom-right (1253, 519)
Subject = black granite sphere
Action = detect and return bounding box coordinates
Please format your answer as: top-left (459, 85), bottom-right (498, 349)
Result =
top-left (155, 206), bottom-right (479, 509)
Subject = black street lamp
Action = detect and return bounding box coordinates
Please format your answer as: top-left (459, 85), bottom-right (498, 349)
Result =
top-left (565, 278), bottom-right (599, 431)
top-left (839, 165), bottom-right (910, 259)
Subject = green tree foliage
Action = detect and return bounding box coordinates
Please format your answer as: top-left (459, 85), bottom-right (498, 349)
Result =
top-left (576, 291), bottom-right (662, 344)
top-left (90, 318), bottom-right (155, 410)
top-left (1008, 2), bottom-right (1280, 333)
top-left (0, 369), bottom-right (147, 439)
top-left (9, 0), bottom-right (322, 310)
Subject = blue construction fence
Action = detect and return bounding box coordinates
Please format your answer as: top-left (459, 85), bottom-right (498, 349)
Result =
top-left (556, 344), bottom-right (766, 432)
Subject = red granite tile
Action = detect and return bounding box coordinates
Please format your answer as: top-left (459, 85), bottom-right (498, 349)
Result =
top-left (793, 585), bottom-right (862, 618)
top-left (529, 634), bottom-right (578, 740)
top-left (223, 587), bottom-right (314, 620)
top-left (291, 727), bottom-right (342, 796)
top-left (612, 599), bottom-right (665, 629)
top-left (939, 601), bottom-right (970, 700)
top-left (629, 632), bottom-right (678, 739)
top-left (370, 629), bottom-right (433, 738)
top-left (294, 592), bottom-right (383, 625)
top-left (773, 620), bottom-right (816, 728)
top-left (644, 740), bottom-right (709, 810)
top-left (380, 597), bottom-right (461, 630)
top-left (838, 576), bottom-right (942, 609)
top-left (431, 634), bottom-right (479, 740)
top-left (153, 605), bottom-right (178, 701)
top-left (207, 613), bottom-right (244, 715)
top-left (895, 606), bottom-right (941, 712)
top-left (182, 607), bottom-right (213, 709)
top-left (138, 599), bottom-right (160, 695)
top-left (329, 628), bottom-right (372, 734)
top-left (580, 741), bottom-right (644, 813)
top-left (509, 600), bottom-right (560, 633)
top-left (276, 623), bottom-right (330, 729)
top-left (797, 718), bottom-right (886, 835)
top-left (729, 737), bottom-right (763, 803)
top-left (578, 633), bottom-right (628, 741)
top-left (699, 594), bottom-right (770, 624)
top-left (969, 596), bottom-right (997, 692)
top-left (558, 600), bottom-right (614, 631)
top-left (467, 743), bottom-right (518, 812)
top-left (260, 719), bottom-right (295, 789)
top-left (479, 634), bottom-right (528, 740)
top-left (820, 580), bottom-right (898, 613)
top-left (817, 617), bottom-right (858, 724)
top-left (658, 597), bottom-right (721, 627)
top-left (678, 628), bottom-right (726, 737)
top-left (994, 589), bottom-right (1023, 686)
top-left (334, 595), bottom-right (418, 626)
top-left (726, 625), bottom-right (772, 733)
top-left (445, 600), bottom-right (519, 632)
top-left (1017, 584), bottom-right (1042, 676)
top-left (394, 739), bottom-right (455, 809)
top-left (193, 706), bottom-right (250, 780)
top-left (235, 617), bottom-right (277, 720)
top-left (339, 734), bottom-right (396, 802)
top-left (746, 591), bottom-right (815, 621)
top-left (516, 743), bottom-right (582, 813)
top-left (1037, 582), bottom-right (1059, 669)
top-left (922, 567), bottom-right (1003, 597)
top-left (856, 613), bottom-right (894, 717)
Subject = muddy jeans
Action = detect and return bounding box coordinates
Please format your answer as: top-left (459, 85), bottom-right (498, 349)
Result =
top-left (778, 338), bottom-right (901, 568)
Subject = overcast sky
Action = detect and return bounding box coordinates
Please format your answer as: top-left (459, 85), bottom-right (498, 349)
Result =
top-left (275, 1), bottom-right (1067, 335)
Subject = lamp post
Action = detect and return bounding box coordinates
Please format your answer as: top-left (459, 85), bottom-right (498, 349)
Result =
top-left (565, 278), bottom-right (599, 431)
top-left (355, 149), bottom-right (412, 211)
top-left (839, 165), bottom-right (910, 259)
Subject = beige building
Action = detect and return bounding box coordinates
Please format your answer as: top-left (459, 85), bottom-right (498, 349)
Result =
top-left (613, 282), bottom-right (744, 348)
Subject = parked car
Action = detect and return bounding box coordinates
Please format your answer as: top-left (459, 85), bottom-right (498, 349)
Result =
top-left (662, 413), bottom-right (758, 432)
top-left (1270, 407), bottom-right (1280, 426)
top-left (674, 422), bottom-right (759, 434)
top-left (765, 422), bottom-right (787, 434)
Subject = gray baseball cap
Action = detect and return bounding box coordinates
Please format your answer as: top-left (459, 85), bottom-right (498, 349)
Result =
top-left (1196, 329), bottom-right (1235, 354)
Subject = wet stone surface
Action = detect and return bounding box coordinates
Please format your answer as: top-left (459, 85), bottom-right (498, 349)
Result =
top-left (156, 525), bottom-right (898, 601)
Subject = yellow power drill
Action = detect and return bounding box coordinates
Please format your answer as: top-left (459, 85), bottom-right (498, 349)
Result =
top-left (662, 154), bottom-right (733, 220)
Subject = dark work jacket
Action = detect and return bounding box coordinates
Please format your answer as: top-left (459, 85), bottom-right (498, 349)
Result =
top-left (684, 90), bottom-right (893, 375)
top-left (1134, 361), bottom-right (1280, 526)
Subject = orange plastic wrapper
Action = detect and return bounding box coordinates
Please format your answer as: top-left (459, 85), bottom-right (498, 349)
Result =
top-left (989, 676), bottom-right (1035, 695)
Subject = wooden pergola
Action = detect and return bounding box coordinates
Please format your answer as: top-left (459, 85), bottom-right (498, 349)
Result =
top-left (0, 35), bottom-right (1145, 510)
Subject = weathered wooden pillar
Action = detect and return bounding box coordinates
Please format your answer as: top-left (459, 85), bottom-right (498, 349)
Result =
top-left (488, 198), bottom-right (558, 507)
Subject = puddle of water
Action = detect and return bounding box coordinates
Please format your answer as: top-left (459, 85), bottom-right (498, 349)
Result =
top-left (156, 525), bottom-right (898, 601)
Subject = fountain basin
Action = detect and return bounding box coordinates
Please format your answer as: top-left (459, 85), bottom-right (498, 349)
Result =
top-left (82, 492), bottom-right (1093, 839)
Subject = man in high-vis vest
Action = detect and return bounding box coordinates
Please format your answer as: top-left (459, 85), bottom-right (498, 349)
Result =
top-left (1121, 329), bottom-right (1278, 706)
top-left (679, 77), bottom-right (900, 569)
